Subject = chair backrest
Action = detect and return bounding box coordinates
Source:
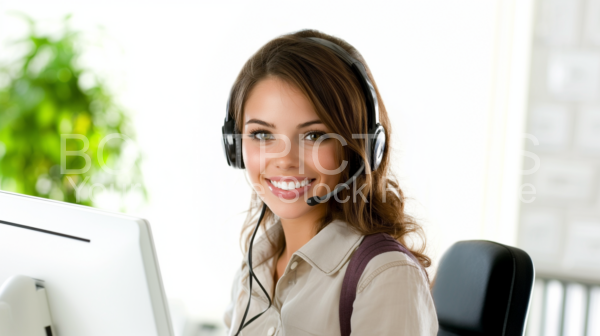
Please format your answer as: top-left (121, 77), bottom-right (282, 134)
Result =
top-left (432, 240), bottom-right (535, 336)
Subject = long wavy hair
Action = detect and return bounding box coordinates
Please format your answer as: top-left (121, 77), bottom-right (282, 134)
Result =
top-left (230, 29), bottom-right (431, 271)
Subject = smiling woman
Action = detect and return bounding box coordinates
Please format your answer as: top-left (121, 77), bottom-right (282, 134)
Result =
top-left (222, 29), bottom-right (437, 336)
top-left (243, 77), bottom-right (341, 218)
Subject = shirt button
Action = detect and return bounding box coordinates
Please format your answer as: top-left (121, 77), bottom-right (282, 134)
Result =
top-left (290, 261), bottom-right (298, 270)
top-left (267, 326), bottom-right (275, 335)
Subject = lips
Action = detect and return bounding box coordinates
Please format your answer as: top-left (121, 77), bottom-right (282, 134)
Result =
top-left (265, 176), bottom-right (316, 200)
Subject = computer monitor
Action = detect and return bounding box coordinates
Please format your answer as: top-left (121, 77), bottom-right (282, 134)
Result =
top-left (0, 190), bottom-right (174, 336)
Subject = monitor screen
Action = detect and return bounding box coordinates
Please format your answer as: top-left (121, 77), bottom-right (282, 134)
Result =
top-left (0, 191), bottom-right (174, 336)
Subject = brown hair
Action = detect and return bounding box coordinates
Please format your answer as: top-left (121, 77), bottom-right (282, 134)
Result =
top-left (230, 29), bottom-right (431, 271)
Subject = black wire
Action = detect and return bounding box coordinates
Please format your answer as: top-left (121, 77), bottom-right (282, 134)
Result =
top-left (234, 203), bottom-right (272, 336)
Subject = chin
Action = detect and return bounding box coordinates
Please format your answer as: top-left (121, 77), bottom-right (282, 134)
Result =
top-left (264, 196), bottom-right (314, 220)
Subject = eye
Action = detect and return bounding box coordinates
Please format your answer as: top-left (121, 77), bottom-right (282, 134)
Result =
top-left (249, 130), bottom-right (275, 141)
top-left (304, 131), bottom-right (327, 142)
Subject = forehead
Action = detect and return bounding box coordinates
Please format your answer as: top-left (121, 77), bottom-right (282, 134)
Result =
top-left (243, 77), bottom-right (320, 127)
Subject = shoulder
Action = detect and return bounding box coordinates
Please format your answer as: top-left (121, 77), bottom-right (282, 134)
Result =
top-left (356, 249), bottom-right (429, 294)
top-left (349, 249), bottom-right (439, 335)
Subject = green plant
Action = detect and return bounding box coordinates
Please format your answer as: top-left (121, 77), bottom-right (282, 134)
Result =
top-left (0, 14), bottom-right (146, 209)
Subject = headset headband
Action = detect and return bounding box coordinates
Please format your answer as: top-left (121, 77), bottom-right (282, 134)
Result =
top-left (305, 37), bottom-right (379, 129)
top-left (224, 38), bottom-right (379, 126)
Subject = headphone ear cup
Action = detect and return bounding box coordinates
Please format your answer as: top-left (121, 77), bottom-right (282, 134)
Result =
top-left (222, 119), bottom-right (245, 169)
top-left (221, 128), bottom-right (231, 167)
top-left (370, 125), bottom-right (386, 172)
top-left (236, 136), bottom-right (245, 169)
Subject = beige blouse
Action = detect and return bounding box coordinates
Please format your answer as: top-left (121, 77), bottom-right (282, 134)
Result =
top-left (223, 219), bottom-right (438, 336)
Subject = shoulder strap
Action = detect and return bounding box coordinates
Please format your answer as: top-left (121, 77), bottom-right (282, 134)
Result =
top-left (339, 233), bottom-right (427, 336)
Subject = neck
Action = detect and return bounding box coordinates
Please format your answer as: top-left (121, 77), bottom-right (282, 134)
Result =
top-left (279, 205), bottom-right (325, 261)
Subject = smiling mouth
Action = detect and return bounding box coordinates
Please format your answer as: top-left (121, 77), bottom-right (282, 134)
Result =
top-left (266, 178), bottom-right (315, 190)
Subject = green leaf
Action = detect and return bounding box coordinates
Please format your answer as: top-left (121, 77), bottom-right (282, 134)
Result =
top-left (0, 15), bottom-right (147, 210)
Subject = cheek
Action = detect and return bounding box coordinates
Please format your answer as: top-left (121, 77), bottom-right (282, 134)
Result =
top-left (308, 143), bottom-right (342, 181)
top-left (242, 141), bottom-right (262, 183)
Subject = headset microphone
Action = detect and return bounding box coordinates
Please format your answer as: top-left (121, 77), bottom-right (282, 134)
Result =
top-left (306, 163), bottom-right (365, 206)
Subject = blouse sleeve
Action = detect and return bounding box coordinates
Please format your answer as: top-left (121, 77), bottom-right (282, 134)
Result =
top-left (349, 261), bottom-right (438, 335)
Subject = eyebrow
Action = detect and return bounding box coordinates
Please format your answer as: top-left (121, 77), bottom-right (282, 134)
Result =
top-left (297, 120), bottom-right (322, 129)
top-left (245, 119), bottom-right (323, 129)
top-left (245, 119), bottom-right (275, 128)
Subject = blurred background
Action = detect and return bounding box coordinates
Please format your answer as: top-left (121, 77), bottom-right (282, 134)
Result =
top-left (0, 0), bottom-right (598, 335)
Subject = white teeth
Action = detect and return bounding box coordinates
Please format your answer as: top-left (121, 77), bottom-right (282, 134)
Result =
top-left (270, 178), bottom-right (311, 190)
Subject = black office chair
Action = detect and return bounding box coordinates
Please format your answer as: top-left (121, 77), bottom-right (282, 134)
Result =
top-left (432, 240), bottom-right (535, 336)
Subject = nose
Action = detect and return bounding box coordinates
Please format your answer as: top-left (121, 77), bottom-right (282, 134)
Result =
top-left (273, 139), bottom-right (300, 171)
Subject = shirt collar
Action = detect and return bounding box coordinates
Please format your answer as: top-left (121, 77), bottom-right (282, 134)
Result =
top-left (238, 219), bottom-right (363, 301)
top-left (294, 219), bottom-right (363, 275)
top-left (242, 218), bottom-right (364, 275)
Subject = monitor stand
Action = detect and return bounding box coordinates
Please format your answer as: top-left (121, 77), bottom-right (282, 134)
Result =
top-left (0, 275), bottom-right (55, 336)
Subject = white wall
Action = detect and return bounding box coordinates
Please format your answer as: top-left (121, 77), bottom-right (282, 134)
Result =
top-left (0, 0), bottom-right (533, 325)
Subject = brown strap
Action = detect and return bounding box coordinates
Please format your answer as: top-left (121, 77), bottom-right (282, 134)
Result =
top-left (339, 233), bottom-right (427, 336)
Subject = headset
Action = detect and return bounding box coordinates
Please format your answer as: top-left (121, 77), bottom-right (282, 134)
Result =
top-left (221, 37), bottom-right (386, 335)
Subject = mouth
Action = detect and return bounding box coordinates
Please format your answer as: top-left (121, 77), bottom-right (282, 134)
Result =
top-left (266, 177), bottom-right (315, 190)
top-left (265, 177), bottom-right (316, 199)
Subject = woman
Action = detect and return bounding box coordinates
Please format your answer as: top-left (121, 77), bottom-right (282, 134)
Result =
top-left (222, 29), bottom-right (438, 335)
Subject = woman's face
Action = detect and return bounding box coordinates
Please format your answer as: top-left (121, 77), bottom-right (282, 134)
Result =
top-left (242, 77), bottom-right (343, 220)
